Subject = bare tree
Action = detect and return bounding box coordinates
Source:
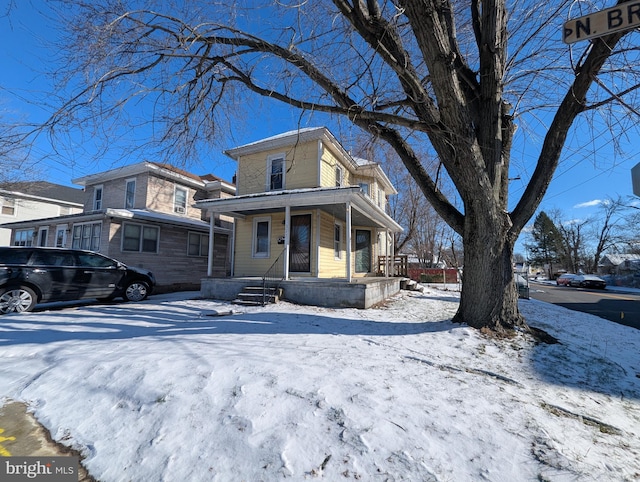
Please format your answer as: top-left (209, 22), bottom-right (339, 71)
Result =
top-left (19, 1), bottom-right (640, 332)
top-left (587, 196), bottom-right (630, 272)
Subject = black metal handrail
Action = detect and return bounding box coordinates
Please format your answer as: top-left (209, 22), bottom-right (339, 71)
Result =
top-left (262, 248), bottom-right (286, 305)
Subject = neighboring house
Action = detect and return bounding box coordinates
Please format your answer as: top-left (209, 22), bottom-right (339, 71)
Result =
top-left (598, 254), bottom-right (640, 275)
top-left (1, 162), bottom-right (236, 292)
top-left (196, 127), bottom-right (404, 308)
top-left (0, 181), bottom-right (84, 246)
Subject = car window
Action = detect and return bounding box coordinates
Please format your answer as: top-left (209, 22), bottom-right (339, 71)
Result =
top-left (76, 253), bottom-right (117, 268)
top-left (0, 249), bottom-right (32, 265)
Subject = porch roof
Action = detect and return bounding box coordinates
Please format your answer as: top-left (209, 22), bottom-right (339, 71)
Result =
top-left (194, 186), bottom-right (403, 232)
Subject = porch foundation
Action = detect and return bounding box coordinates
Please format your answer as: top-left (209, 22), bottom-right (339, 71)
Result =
top-left (200, 277), bottom-right (402, 309)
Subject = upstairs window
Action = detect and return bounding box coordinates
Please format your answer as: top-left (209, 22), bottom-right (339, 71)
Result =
top-left (268, 155), bottom-right (285, 191)
top-left (125, 179), bottom-right (136, 209)
top-left (93, 186), bottom-right (103, 210)
top-left (359, 182), bottom-right (370, 196)
top-left (335, 166), bottom-right (343, 187)
top-left (1, 197), bottom-right (15, 216)
top-left (174, 187), bottom-right (188, 214)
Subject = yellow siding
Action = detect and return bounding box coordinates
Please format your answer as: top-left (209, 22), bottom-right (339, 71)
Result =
top-left (233, 213), bottom-right (288, 276)
top-left (317, 211), bottom-right (347, 278)
top-left (237, 141), bottom-right (320, 195)
top-left (319, 146), bottom-right (351, 188)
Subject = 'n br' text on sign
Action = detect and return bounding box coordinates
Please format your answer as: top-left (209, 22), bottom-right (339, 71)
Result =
top-left (563, 1), bottom-right (640, 44)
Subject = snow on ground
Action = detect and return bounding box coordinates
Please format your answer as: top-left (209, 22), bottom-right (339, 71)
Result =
top-left (0, 286), bottom-right (639, 481)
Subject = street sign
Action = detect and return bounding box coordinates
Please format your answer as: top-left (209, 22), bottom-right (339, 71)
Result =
top-left (563, 1), bottom-right (640, 44)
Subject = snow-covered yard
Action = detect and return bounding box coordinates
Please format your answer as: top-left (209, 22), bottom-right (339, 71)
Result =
top-left (1, 287), bottom-right (638, 481)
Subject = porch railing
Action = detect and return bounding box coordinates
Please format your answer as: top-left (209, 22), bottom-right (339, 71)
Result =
top-left (262, 248), bottom-right (287, 305)
top-left (377, 255), bottom-right (408, 277)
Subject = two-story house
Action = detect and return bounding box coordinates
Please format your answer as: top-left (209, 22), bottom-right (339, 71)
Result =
top-left (1, 162), bottom-right (236, 292)
top-left (196, 127), bottom-right (404, 308)
top-left (0, 181), bottom-right (84, 246)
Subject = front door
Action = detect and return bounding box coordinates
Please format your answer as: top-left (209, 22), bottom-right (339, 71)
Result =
top-left (289, 214), bottom-right (311, 272)
top-left (355, 229), bottom-right (371, 273)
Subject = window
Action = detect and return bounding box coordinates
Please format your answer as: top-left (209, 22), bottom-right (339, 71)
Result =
top-left (188, 232), bottom-right (209, 257)
top-left (93, 186), bottom-right (103, 210)
top-left (359, 182), bottom-right (370, 196)
top-left (268, 155), bottom-right (285, 191)
top-left (13, 229), bottom-right (34, 246)
top-left (125, 179), bottom-right (136, 209)
top-left (252, 217), bottom-right (271, 258)
top-left (335, 166), bottom-right (343, 187)
top-left (72, 222), bottom-right (102, 251)
top-left (334, 223), bottom-right (342, 259)
top-left (55, 225), bottom-right (67, 248)
top-left (122, 223), bottom-right (159, 253)
top-left (1, 197), bottom-right (15, 216)
top-left (174, 187), bottom-right (188, 214)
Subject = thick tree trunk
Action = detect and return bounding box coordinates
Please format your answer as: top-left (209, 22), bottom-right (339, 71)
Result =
top-left (453, 201), bottom-right (526, 331)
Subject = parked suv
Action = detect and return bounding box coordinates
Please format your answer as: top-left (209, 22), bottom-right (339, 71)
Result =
top-left (0, 247), bottom-right (156, 314)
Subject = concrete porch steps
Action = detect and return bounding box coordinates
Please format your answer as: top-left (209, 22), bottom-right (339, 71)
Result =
top-left (234, 286), bottom-right (281, 306)
top-left (401, 278), bottom-right (425, 292)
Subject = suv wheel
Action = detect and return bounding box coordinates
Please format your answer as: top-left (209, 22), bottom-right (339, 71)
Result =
top-left (123, 281), bottom-right (149, 302)
top-left (0, 286), bottom-right (37, 314)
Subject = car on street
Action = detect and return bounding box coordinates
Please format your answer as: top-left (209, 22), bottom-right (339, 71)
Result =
top-left (0, 247), bottom-right (156, 314)
top-left (568, 274), bottom-right (607, 289)
top-left (556, 273), bottom-right (577, 286)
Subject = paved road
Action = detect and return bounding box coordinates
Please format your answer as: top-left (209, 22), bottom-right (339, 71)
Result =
top-left (528, 282), bottom-right (640, 330)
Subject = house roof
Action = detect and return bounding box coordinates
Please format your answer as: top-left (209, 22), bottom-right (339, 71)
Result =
top-left (0, 181), bottom-right (84, 206)
top-left (600, 254), bottom-right (640, 266)
top-left (0, 208), bottom-right (217, 232)
top-left (195, 186), bottom-right (403, 232)
top-left (72, 161), bottom-right (235, 193)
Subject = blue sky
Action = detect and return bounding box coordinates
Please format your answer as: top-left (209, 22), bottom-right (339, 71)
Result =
top-left (2, 3), bottom-right (639, 255)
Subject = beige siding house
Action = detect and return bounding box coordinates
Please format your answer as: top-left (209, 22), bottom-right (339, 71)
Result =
top-left (1, 162), bottom-right (236, 292)
top-left (197, 127), bottom-right (404, 308)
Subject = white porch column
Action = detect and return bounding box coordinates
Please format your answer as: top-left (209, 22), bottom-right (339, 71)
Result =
top-left (346, 201), bottom-right (352, 282)
top-left (207, 213), bottom-right (215, 277)
top-left (284, 205), bottom-right (291, 280)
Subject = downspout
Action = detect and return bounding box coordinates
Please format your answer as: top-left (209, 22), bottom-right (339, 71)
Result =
top-left (346, 201), bottom-right (352, 282)
top-left (284, 205), bottom-right (291, 280)
top-left (207, 213), bottom-right (215, 277)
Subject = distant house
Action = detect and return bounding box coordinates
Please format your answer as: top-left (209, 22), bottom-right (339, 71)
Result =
top-left (0, 181), bottom-right (84, 246)
top-left (196, 127), bottom-right (404, 308)
top-left (1, 162), bottom-right (236, 292)
top-left (598, 254), bottom-right (640, 275)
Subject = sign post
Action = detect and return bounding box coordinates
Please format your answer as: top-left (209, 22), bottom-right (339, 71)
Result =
top-left (563, 1), bottom-right (640, 43)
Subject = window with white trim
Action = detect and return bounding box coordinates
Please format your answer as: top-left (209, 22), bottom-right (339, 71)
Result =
top-left (335, 166), bottom-right (343, 187)
top-left (13, 229), bottom-right (34, 246)
top-left (187, 232), bottom-right (209, 257)
top-left (125, 178), bottom-right (136, 209)
top-left (1, 197), bottom-right (15, 216)
top-left (93, 186), bottom-right (103, 210)
top-left (72, 222), bottom-right (102, 251)
top-left (359, 182), bottom-right (370, 196)
top-left (122, 223), bottom-right (159, 253)
top-left (174, 186), bottom-right (188, 214)
top-left (267, 155), bottom-right (285, 191)
top-left (252, 217), bottom-right (271, 258)
top-left (334, 222), bottom-right (342, 259)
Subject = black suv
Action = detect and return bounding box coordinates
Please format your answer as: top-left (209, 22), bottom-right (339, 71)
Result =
top-left (0, 247), bottom-right (156, 314)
